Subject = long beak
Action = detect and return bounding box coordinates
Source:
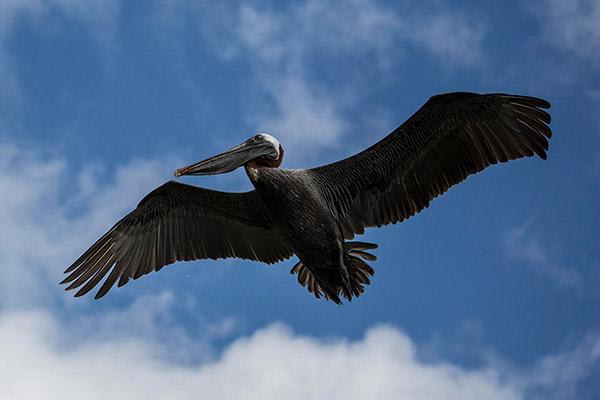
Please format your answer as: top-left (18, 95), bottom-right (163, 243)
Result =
top-left (174, 138), bottom-right (276, 177)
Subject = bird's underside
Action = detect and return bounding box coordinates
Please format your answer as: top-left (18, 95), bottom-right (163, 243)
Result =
top-left (62, 92), bottom-right (553, 304)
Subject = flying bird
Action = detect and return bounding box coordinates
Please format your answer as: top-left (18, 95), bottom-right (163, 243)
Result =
top-left (62, 92), bottom-right (552, 304)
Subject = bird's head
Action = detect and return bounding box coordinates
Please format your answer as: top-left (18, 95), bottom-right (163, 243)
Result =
top-left (174, 133), bottom-right (284, 177)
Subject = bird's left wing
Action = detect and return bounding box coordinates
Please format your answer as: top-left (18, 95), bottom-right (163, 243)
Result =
top-left (62, 181), bottom-right (293, 299)
top-left (308, 92), bottom-right (552, 238)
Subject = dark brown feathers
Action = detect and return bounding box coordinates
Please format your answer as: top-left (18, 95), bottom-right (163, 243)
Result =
top-left (310, 92), bottom-right (552, 238)
top-left (64, 91), bottom-right (553, 303)
top-left (290, 241), bottom-right (378, 303)
top-left (62, 181), bottom-right (294, 299)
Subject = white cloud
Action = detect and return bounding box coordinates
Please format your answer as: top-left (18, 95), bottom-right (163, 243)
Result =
top-left (538, 0), bottom-right (600, 65)
top-left (503, 223), bottom-right (584, 291)
top-left (235, 0), bottom-right (484, 69)
top-left (0, 147), bottom-right (592, 399)
top-left (524, 330), bottom-right (600, 399)
top-left (0, 302), bottom-right (598, 400)
top-left (0, 139), bottom-right (175, 307)
top-left (409, 13), bottom-right (485, 67)
top-left (191, 0), bottom-right (486, 162)
top-left (257, 78), bottom-right (348, 163)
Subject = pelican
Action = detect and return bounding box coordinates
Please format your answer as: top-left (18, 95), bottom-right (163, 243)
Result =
top-left (63, 92), bottom-right (552, 304)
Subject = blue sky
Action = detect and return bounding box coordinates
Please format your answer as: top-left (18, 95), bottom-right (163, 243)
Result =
top-left (0, 1), bottom-right (599, 399)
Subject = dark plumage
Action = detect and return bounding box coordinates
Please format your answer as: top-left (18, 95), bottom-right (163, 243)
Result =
top-left (63, 92), bottom-right (553, 303)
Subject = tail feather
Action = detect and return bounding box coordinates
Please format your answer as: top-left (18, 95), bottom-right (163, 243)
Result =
top-left (345, 241), bottom-right (378, 251)
top-left (348, 249), bottom-right (377, 261)
top-left (290, 260), bottom-right (342, 304)
top-left (290, 241), bottom-right (377, 304)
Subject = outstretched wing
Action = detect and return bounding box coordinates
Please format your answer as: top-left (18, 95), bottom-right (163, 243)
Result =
top-left (309, 92), bottom-right (552, 238)
top-left (62, 181), bottom-right (293, 299)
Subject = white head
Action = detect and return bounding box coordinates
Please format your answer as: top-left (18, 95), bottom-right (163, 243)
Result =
top-left (256, 133), bottom-right (281, 159)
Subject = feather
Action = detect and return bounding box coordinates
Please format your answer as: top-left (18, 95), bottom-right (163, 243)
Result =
top-left (63, 181), bottom-right (294, 298)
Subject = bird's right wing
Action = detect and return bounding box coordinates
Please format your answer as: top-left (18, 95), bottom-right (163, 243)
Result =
top-left (62, 181), bottom-right (293, 299)
top-left (309, 92), bottom-right (552, 238)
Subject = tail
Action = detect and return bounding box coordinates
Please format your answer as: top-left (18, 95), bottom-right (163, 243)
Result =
top-left (340, 241), bottom-right (377, 300)
top-left (290, 241), bottom-right (377, 304)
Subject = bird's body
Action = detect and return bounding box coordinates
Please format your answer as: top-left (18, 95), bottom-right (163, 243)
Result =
top-left (249, 167), bottom-right (350, 299)
top-left (63, 92), bottom-right (553, 303)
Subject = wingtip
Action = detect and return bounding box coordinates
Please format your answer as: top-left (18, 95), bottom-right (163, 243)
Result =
top-left (59, 276), bottom-right (72, 285)
top-left (64, 264), bottom-right (77, 274)
top-left (65, 281), bottom-right (81, 291)
top-left (503, 94), bottom-right (551, 109)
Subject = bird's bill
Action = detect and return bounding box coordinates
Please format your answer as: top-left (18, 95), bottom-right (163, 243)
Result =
top-left (174, 137), bottom-right (277, 176)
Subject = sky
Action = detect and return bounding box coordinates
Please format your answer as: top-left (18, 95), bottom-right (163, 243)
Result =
top-left (0, 0), bottom-right (599, 399)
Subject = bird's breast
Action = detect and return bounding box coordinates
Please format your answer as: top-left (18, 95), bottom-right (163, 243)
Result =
top-left (250, 168), bottom-right (339, 243)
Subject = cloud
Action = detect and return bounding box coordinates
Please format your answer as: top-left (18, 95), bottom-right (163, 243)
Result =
top-left (1, 301), bottom-right (599, 400)
top-left (187, 0), bottom-right (486, 163)
top-left (537, 0), bottom-right (600, 66)
top-left (503, 223), bottom-right (584, 291)
top-left (1, 145), bottom-right (592, 399)
top-left (256, 78), bottom-right (348, 159)
top-left (409, 12), bottom-right (485, 67)
top-left (0, 139), bottom-right (175, 307)
top-left (234, 0), bottom-right (484, 69)
top-left (524, 329), bottom-right (600, 399)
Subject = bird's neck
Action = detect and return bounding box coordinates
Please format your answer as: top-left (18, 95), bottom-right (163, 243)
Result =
top-left (245, 159), bottom-right (282, 182)
top-left (245, 164), bottom-right (260, 182)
